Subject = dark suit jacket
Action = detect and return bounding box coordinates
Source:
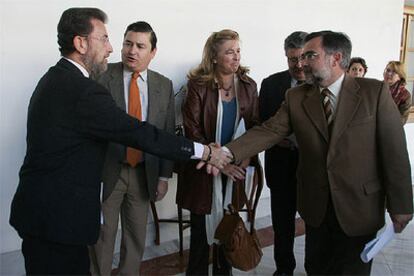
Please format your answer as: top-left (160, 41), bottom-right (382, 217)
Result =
top-left (97, 63), bottom-right (175, 201)
top-left (259, 70), bottom-right (291, 122)
top-left (9, 58), bottom-right (194, 245)
top-left (259, 70), bottom-right (297, 187)
top-left (227, 75), bottom-right (413, 236)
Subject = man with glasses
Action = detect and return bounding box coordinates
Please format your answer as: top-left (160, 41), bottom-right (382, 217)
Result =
top-left (221, 30), bottom-right (413, 275)
top-left (259, 31), bottom-right (307, 276)
top-left (9, 8), bottom-right (230, 275)
top-left (89, 21), bottom-right (176, 275)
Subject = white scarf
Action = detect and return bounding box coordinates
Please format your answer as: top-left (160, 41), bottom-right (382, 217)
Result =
top-left (205, 75), bottom-right (247, 245)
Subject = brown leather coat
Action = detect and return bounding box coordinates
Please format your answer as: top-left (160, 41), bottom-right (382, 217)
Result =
top-left (177, 75), bottom-right (260, 214)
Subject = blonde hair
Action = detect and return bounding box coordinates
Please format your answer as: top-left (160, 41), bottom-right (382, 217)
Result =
top-left (386, 61), bottom-right (407, 85)
top-left (188, 29), bottom-right (249, 88)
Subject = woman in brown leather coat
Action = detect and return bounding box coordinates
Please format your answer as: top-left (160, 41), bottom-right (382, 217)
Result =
top-left (177, 29), bottom-right (261, 275)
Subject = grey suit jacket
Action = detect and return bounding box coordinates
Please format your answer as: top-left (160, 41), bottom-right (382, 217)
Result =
top-left (97, 62), bottom-right (175, 201)
top-left (227, 75), bottom-right (413, 236)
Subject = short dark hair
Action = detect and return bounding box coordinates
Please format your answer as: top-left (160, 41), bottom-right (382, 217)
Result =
top-left (284, 31), bottom-right (308, 51)
top-left (348, 57), bottom-right (368, 75)
top-left (57, 7), bottom-right (107, 56)
top-left (124, 21), bottom-right (157, 50)
top-left (305, 31), bottom-right (352, 70)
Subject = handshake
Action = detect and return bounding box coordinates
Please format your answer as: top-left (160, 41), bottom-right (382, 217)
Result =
top-left (199, 143), bottom-right (234, 175)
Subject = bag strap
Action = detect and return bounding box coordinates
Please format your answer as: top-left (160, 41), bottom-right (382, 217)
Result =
top-left (228, 163), bottom-right (264, 234)
top-left (250, 165), bottom-right (264, 233)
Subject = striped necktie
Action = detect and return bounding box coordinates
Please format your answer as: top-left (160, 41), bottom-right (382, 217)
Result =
top-left (321, 88), bottom-right (334, 125)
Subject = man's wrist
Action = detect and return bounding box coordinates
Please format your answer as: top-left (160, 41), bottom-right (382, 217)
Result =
top-left (205, 145), bottom-right (212, 162)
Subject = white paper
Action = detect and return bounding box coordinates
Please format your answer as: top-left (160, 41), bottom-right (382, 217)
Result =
top-left (360, 223), bottom-right (395, 263)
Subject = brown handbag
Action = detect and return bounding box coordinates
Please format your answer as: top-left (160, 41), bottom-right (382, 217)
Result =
top-left (214, 204), bottom-right (263, 271)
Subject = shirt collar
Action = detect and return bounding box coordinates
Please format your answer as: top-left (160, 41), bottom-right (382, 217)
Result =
top-left (319, 73), bottom-right (345, 98)
top-left (63, 57), bottom-right (89, 78)
top-left (124, 68), bottom-right (148, 82)
top-left (291, 78), bottom-right (302, 87)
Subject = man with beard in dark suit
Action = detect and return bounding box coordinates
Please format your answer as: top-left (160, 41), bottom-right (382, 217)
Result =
top-left (259, 31), bottom-right (307, 276)
top-left (9, 8), bottom-right (230, 275)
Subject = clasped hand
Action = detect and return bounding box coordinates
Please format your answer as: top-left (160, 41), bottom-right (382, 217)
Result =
top-left (197, 143), bottom-right (233, 176)
top-left (220, 158), bottom-right (249, 181)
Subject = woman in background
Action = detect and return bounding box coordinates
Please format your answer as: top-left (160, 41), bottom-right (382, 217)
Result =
top-left (178, 29), bottom-right (261, 275)
top-left (347, 57), bottom-right (368, 77)
top-left (383, 61), bottom-right (412, 124)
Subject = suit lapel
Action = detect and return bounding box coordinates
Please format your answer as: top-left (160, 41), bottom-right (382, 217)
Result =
top-left (147, 70), bottom-right (161, 124)
top-left (109, 63), bottom-right (126, 111)
top-left (302, 86), bottom-right (329, 143)
top-left (328, 76), bottom-right (361, 156)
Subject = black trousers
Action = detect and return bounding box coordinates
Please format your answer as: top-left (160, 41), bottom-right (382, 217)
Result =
top-left (186, 212), bottom-right (231, 276)
top-left (304, 198), bottom-right (376, 275)
top-left (21, 235), bottom-right (90, 275)
top-left (266, 146), bottom-right (298, 274)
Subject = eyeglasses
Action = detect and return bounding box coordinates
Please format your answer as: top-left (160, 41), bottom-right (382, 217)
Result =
top-left (287, 56), bottom-right (304, 63)
top-left (82, 35), bottom-right (110, 44)
top-left (300, 52), bottom-right (320, 61)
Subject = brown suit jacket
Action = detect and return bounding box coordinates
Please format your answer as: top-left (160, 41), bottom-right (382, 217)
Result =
top-left (227, 75), bottom-right (413, 236)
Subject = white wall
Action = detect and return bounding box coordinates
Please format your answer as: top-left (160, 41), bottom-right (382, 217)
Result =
top-left (0, 0), bottom-right (405, 253)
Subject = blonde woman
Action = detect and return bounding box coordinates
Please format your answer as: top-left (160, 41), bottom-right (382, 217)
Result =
top-left (177, 29), bottom-right (261, 275)
top-left (383, 61), bottom-right (412, 124)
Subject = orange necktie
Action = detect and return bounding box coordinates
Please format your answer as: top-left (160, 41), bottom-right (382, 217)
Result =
top-left (126, 72), bottom-right (142, 167)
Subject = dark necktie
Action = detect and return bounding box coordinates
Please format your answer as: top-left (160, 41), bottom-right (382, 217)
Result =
top-left (126, 72), bottom-right (142, 167)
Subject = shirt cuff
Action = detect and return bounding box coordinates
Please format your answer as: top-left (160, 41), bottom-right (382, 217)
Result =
top-left (158, 177), bottom-right (169, 182)
top-left (191, 142), bottom-right (204, 159)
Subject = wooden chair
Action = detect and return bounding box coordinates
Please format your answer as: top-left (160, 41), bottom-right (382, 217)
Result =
top-left (149, 85), bottom-right (190, 256)
top-left (149, 201), bottom-right (190, 256)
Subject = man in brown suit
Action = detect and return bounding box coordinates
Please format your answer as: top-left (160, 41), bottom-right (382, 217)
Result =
top-left (223, 31), bottom-right (413, 275)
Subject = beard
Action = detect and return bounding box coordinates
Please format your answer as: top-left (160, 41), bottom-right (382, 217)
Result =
top-left (304, 59), bottom-right (332, 86)
top-left (82, 51), bottom-right (108, 78)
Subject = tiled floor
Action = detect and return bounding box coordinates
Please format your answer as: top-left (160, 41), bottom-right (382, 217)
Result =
top-left (136, 214), bottom-right (413, 276)
top-left (232, 216), bottom-right (414, 276)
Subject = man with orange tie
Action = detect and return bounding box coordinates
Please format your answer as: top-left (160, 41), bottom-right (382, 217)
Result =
top-left (90, 21), bottom-right (176, 275)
